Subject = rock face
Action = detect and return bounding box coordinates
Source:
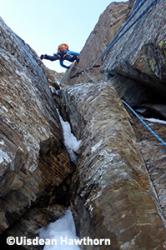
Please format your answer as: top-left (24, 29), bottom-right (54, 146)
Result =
top-left (103, 0), bottom-right (166, 96)
top-left (44, 67), bottom-right (63, 89)
top-left (61, 0), bottom-right (166, 119)
top-left (1, 0), bottom-right (166, 249)
top-left (0, 17), bottom-right (72, 232)
top-left (58, 1), bottom-right (166, 248)
top-left (61, 1), bottom-right (129, 85)
top-left (131, 116), bottom-right (166, 217)
top-left (77, 2), bottom-right (129, 71)
top-left (62, 82), bottom-right (166, 250)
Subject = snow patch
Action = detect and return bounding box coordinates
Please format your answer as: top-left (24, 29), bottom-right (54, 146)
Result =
top-left (38, 209), bottom-right (80, 250)
top-left (0, 106), bottom-right (8, 114)
top-left (144, 118), bottom-right (166, 125)
top-left (0, 140), bottom-right (5, 145)
top-left (91, 140), bottom-right (102, 153)
top-left (0, 150), bottom-right (11, 164)
top-left (57, 111), bottom-right (81, 163)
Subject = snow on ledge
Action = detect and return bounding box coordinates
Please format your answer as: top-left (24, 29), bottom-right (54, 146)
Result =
top-left (144, 118), bottom-right (166, 125)
top-left (57, 110), bottom-right (81, 163)
top-left (38, 209), bottom-right (80, 250)
top-left (0, 149), bottom-right (11, 164)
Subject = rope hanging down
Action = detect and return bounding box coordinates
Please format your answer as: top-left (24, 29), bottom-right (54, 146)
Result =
top-left (132, 0), bottom-right (146, 12)
top-left (68, 0), bottom-right (158, 80)
top-left (64, 1), bottom-right (159, 85)
top-left (122, 100), bottom-right (166, 147)
top-left (70, 0), bottom-right (150, 78)
top-left (102, 0), bottom-right (158, 60)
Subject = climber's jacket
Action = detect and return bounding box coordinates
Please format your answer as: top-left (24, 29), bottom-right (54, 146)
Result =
top-left (40, 50), bottom-right (80, 69)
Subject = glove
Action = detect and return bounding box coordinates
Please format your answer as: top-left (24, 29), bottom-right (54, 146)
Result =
top-left (76, 56), bottom-right (79, 62)
top-left (40, 54), bottom-right (45, 60)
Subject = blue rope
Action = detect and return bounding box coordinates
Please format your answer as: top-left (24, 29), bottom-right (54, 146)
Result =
top-left (102, 0), bottom-right (158, 59)
top-left (122, 100), bottom-right (166, 147)
top-left (109, 0), bottom-right (147, 46)
top-left (132, 0), bottom-right (145, 12)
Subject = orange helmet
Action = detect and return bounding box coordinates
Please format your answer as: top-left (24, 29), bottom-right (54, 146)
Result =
top-left (57, 43), bottom-right (69, 52)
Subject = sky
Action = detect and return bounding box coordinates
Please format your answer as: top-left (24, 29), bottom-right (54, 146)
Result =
top-left (0, 0), bottom-right (124, 72)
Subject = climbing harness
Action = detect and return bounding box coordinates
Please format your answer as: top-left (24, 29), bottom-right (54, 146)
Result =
top-left (122, 100), bottom-right (166, 147)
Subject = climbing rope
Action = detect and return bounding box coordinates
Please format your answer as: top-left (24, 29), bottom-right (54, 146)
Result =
top-left (102, 0), bottom-right (158, 60)
top-left (122, 100), bottom-right (166, 147)
top-left (132, 0), bottom-right (146, 12)
top-left (61, 0), bottom-right (159, 86)
top-left (72, 0), bottom-right (159, 79)
top-left (81, 0), bottom-right (148, 72)
top-left (90, 0), bottom-right (148, 67)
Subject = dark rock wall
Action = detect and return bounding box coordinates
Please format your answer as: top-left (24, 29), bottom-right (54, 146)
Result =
top-left (0, 17), bottom-right (72, 232)
top-left (1, 1), bottom-right (166, 249)
top-left (62, 82), bottom-right (166, 249)
top-left (59, 0), bottom-right (166, 249)
top-left (103, 0), bottom-right (166, 95)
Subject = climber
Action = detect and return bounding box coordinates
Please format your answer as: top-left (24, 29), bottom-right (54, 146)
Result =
top-left (40, 43), bottom-right (80, 69)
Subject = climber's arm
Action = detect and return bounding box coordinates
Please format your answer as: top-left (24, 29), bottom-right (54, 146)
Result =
top-left (59, 60), bottom-right (70, 69)
top-left (66, 51), bottom-right (80, 62)
top-left (40, 54), bottom-right (59, 61)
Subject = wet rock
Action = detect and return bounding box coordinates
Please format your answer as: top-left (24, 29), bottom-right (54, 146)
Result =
top-left (0, 17), bottom-right (72, 232)
top-left (62, 82), bottom-right (166, 249)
